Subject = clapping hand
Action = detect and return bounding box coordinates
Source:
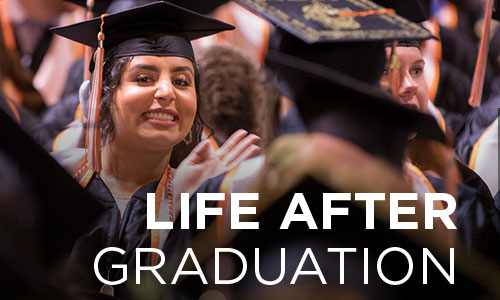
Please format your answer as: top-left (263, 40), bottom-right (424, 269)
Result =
top-left (172, 129), bottom-right (260, 213)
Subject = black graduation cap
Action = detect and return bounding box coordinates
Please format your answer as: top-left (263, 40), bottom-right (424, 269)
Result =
top-left (373, 0), bottom-right (431, 23)
top-left (237, 0), bottom-right (432, 44)
top-left (266, 50), bottom-right (446, 166)
top-left (65, 0), bottom-right (113, 15)
top-left (373, 0), bottom-right (434, 48)
top-left (51, 1), bottom-right (235, 64)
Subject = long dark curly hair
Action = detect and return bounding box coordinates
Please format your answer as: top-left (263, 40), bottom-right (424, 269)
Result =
top-left (98, 55), bottom-right (207, 167)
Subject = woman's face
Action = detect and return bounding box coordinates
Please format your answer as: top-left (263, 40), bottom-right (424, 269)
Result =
top-left (380, 46), bottom-right (429, 112)
top-left (111, 55), bottom-right (197, 150)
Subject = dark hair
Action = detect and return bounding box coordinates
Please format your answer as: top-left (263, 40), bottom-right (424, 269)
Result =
top-left (98, 55), bottom-right (206, 167)
top-left (198, 45), bottom-right (265, 143)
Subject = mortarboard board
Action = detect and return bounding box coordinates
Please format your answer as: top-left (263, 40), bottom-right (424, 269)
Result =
top-left (51, 1), bottom-right (235, 66)
top-left (237, 0), bottom-right (432, 44)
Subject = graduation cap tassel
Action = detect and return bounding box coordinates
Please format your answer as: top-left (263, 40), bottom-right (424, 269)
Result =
top-left (83, 0), bottom-right (95, 82)
top-left (85, 14), bottom-right (106, 173)
top-left (468, 0), bottom-right (494, 107)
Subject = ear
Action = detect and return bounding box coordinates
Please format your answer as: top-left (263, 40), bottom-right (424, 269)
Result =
top-left (78, 80), bottom-right (91, 122)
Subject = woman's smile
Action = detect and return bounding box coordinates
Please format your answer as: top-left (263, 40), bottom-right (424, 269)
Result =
top-left (142, 108), bottom-right (179, 128)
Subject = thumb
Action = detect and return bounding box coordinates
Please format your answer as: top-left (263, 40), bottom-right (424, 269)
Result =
top-left (184, 139), bottom-right (213, 165)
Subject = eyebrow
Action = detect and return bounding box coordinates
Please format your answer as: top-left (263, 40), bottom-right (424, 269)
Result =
top-left (128, 64), bottom-right (194, 75)
top-left (413, 59), bottom-right (425, 65)
top-left (172, 66), bottom-right (194, 75)
top-left (129, 64), bottom-right (159, 72)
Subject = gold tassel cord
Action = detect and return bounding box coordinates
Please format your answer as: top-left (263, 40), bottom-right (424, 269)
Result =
top-left (85, 14), bottom-right (107, 173)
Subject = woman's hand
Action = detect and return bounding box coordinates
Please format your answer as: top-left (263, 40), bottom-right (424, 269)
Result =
top-left (172, 130), bottom-right (260, 211)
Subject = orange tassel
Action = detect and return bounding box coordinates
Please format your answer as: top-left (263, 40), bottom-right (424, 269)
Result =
top-left (0, 1), bottom-right (16, 51)
top-left (85, 14), bottom-right (106, 173)
top-left (336, 8), bottom-right (395, 18)
top-left (468, 0), bottom-right (494, 107)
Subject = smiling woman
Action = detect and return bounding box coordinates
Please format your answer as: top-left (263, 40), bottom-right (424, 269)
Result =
top-left (48, 2), bottom-right (261, 298)
top-left (98, 55), bottom-right (199, 209)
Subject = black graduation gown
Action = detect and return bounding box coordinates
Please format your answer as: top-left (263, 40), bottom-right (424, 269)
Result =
top-left (66, 174), bottom-right (192, 300)
top-left (434, 60), bottom-right (472, 116)
top-left (454, 105), bottom-right (499, 165)
top-left (36, 58), bottom-right (84, 151)
top-left (425, 174), bottom-right (500, 263)
top-left (37, 92), bottom-right (80, 151)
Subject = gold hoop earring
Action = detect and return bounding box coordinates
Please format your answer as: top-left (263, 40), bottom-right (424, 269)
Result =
top-left (183, 130), bottom-right (193, 144)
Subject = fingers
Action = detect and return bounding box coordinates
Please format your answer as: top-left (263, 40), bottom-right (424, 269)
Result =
top-left (226, 144), bottom-right (261, 170)
top-left (183, 139), bottom-right (212, 165)
top-left (215, 129), bottom-right (249, 159)
top-left (221, 132), bottom-right (261, 167)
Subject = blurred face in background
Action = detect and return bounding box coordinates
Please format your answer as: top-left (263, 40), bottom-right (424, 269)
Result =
top-left (380, 46), bottom-right (429, 112)
top-left (6, 0), bottom-right (76, 23)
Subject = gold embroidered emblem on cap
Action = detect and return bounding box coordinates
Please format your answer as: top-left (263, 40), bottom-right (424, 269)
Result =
top-left (303, 0), bottom-right (361, 30)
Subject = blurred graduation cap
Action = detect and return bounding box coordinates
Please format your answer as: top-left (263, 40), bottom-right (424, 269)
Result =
top-left (50, 2), bottom-right (234, 176)
top-left (266, 50), bottom-right (445, 166)
top-left (0, 104), bottom-right (104, 297)
top-left (374, 0), bottom-right (436, 48)
top-left (239, 0), bottom-right (432, 88)
top-left (373, 0), bottom-right (431, 23)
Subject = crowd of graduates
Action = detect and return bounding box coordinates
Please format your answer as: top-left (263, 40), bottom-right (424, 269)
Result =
top-left (0, 0), bottom-right (499, 299)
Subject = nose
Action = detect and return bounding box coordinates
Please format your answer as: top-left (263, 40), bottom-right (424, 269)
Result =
top-left (154, 78), bottom-right (175, 105)
top-left (398, 73), bottom-right (417, 102)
